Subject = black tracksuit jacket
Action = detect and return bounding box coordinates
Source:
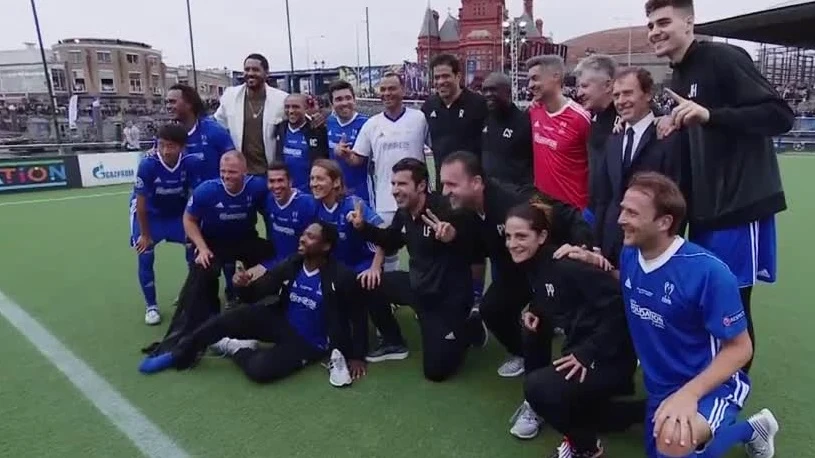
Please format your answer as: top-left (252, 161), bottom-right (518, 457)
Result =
top-left (524, 245), bottom-right (635, 366)
top-left (360, 192), bottom-right (474, 300)
top-left (669, 40), bottom-right (794, 229)
top-left (481, 104), bottom-right (534, 189)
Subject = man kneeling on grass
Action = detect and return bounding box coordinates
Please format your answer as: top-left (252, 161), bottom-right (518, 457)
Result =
top-left (139, 221), bottom-right (368, 387)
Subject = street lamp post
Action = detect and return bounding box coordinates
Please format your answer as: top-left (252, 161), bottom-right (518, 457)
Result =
top-left (185, 0), bottom-right (198, 91)
top-left (284, 0), bottom-right (295, 92)
top-left (502, 19), bottom-right (528, 103)
top-left (29, 0), bottom-right (62, 147)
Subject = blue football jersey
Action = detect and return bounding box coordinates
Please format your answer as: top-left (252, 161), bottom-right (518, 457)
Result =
top-left (132, 153), bottom-right (202, 218)
top-left (287, 266), bottom-right (328, 350)
top-left (317, 195), bottom-right (382, 273)
top-left (620, 238), bottom-right (751, 404)
top-left (327, 112), bottom-right (370, 203)
top-left (185, 176), bottom-right (267, 240)
top-left (262, 190), bottom-right (318, 267)
top-left (281, 124), bottom-right (311, 193)
top-left (185, 116), bottom-right (235, 180)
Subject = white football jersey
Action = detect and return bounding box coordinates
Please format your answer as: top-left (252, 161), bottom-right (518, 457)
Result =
top-left (352, 107), bottom-right (428, 213)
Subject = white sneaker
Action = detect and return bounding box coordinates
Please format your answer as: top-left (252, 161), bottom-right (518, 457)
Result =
top-left (209, 337), bottom-right (258, 356)
top-left (144, 308), bottom-right (161, 326)
top-left (497, 355), bottom-right (525, 377)
top-left (509, 400), bottom-right (540, 439)
top-left (746, 408), bottom-right (779, 458)
top-left (328, 349), bottom-right (352, 387)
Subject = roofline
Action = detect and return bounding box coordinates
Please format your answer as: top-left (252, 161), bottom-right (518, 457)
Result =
top-left (695, 1), bottom-right (815, 45)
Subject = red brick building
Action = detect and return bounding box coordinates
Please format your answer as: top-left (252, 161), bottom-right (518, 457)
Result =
top-left (416, 0), bottom-right (566, 87)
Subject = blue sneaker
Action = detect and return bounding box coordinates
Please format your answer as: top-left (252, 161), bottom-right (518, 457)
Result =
top-left (138, 352), bottom-right (176, 374)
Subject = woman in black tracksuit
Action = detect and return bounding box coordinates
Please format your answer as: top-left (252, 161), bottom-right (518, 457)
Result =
top-left (504, 203), bottom-right (639, 458)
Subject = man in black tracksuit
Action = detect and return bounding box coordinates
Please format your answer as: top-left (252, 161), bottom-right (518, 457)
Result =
top-left (439, 151), bottom-right (594, 378)
top-left (646, 0), bottom-right (795, 373)
top-left (352, 158), bottom-right (485, 382)
top-left (480, 72), bottom-right (533, 190)
top-left (422, 54), bottom-right (488, 188)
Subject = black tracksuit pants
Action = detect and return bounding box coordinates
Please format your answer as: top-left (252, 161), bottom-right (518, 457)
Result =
top-left (479, 276), bottom-right (531, 357)
top-left (368, 271), bottom-right (474, 382)
top-left (178, 236), bottom-right (275, 318)
top-left (172, 303), bottom-right (325, 384)
top-left (522, 319), bottom-right (643, 453)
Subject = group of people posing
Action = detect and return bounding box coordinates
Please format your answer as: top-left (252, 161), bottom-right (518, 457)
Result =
top-left (130, 1), bottom-right (792, 457)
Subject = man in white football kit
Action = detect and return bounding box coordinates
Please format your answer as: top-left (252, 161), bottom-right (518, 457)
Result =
top-left (348, 72), bottom-right (429, 271)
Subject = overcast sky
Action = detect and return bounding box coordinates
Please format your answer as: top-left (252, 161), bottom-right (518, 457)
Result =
top-left (1, 0), bottom-right (783, 71)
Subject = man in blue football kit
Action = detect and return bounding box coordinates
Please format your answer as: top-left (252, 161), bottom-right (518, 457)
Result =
top-left (274, 94), bottom-right (328, 193)
top-left (236, 161), bottom-right (318, 287)
top-left (149, 152), bottom-right (274, 350)
top-left (326, 80), bottom-right (371, 203)
top-left (612, 172), bottom-right (777, 458)
top-left (166, 83), bottom-right (240, 301)
top-left (131, 123), bottom-right (202, 325)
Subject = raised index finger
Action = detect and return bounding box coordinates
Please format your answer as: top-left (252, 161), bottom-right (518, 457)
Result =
top-left (664, 88), bottom-right (686, 104)
top-left (424, 208), bottom-right (442, 224)
top-left (354, 198), bottom-right (362, 215)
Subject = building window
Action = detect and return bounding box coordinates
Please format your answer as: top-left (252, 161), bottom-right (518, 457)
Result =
top-left (51, 68), bottom-right (67, 91)
top-left (126, 53), bottom-right (139, 64)
top-left (150, 73), bottom-right (161, 95)
top-left (148, 56), bottom-right (158, 67)
top-left (97, 51), bottom-right (112, 63)
top-left (72, 69), bottom-right (86, 92)
top-left (99, 69), bottom-right (116, 92)
top-left (69, 51), bottom-right (82, 64)
top-left (129, 72), bottom-right (143, 93)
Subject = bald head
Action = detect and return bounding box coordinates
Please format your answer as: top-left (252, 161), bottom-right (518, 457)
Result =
top-left (221, 151), bottom-right (247, 170)
top-left (284, 93), bottom-right (308, 125)
top-left (219, 151), bottom-right (247, 192)
top-left (482, 72), bottom-right (512, 111)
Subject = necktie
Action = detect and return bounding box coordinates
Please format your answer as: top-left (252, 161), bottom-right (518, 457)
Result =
top-left (623, 127), bottom-right (635, 170)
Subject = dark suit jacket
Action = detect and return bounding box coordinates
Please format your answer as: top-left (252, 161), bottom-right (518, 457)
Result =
top-left (593, 122), bottom-right (681, 265)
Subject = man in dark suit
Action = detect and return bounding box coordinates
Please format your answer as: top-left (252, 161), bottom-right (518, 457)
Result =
top-left (593, 67), bottom-right (680, 265)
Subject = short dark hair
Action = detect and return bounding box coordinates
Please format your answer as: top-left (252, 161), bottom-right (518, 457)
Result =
top-left (645, 0), bottom-right (694, 15)
top-left (381, 71), bottom-right (403, 86)
top-left (441, 151), bottom-right (484, 179)
top-left (392, 158), bottom-right (429, 190)
top-left (328, 80), bottom-right (355, 101)
top-left (314, 220), bottom-right (338, 253)
top-left (506, 203), bottom-right (551, 234)
top-left (156, 123), bottom-right (187, 146)
top-left (627, 171), bottom-right (686, 235)
top-left (430, 54), bottom-right (461, 74)
top-left (168, 84), bottom-right (205, 117)
top-left (267, 160), bottom-right (290, 178)
top-left (244, 53), bottom-right (269, 72)
top-left (614, 67), bottom-right (655, 95)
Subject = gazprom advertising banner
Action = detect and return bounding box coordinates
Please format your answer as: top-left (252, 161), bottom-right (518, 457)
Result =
top-left (77, 151), bottom-right (140, 187)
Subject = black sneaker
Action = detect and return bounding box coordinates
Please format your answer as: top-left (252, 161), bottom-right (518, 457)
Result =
top-left (549, 438), bottom-right (604, 458)
top-left (366, 343), bottom-right (409, 363)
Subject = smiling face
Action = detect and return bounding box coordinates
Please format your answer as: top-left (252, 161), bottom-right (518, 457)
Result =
top-left (577, 71), bottom-right (612, 112)
top-left (309, 165), bottom-right (339, 201)
top-left (440, 161), bottom-right (482, 210)
top-left (243, 58), bottom-right (267, 90)
top-left (647, 5), bottom-right (695, 62)
top-left (433, 63), bottom-right (461, 100)
top-left (165, 89), bottom-right (190, 121)
top-left (331, 88), bottom-right (356, 120)
top-left (527, 64), bottom-right (561, 102)
top-left (285, 95), bottom-right (307, 125)
top-left (618, 187), bottom-right (672, 248)
top-left (613, 72), bottom-right (652, 124)
top-left (298, 223), bottom-right (328, 256)
top-left (379, 75), bottom-right (404, 110)
top-left (391, 170), bottom-right (424, 210)
top-left (220, 155), bottom-right (246, 193)
top-left (267, 169), bottom-right (291, 203)
top-left (505, 216), bottom-right (547, 264)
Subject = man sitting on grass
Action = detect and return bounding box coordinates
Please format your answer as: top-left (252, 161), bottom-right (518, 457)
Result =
top-left (138, 221), bottom-right (368, 387)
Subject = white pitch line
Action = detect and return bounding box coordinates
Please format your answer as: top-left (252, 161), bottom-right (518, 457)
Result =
top-left (0, 290), bottom-right (190, 458)
top-left (0, 190), bottom-right (130, 207)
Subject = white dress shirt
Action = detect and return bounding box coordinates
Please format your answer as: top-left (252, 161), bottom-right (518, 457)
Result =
top-left (622, 112), bottom-right (655, 161)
